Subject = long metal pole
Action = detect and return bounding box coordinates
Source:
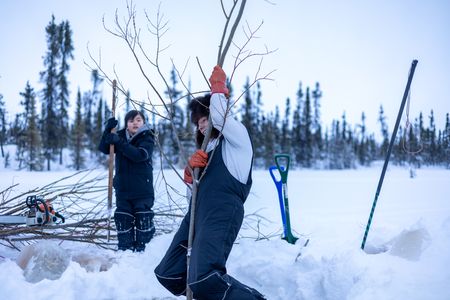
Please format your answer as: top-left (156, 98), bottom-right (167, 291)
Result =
top-left (361, 60), bottom-right (418, 250)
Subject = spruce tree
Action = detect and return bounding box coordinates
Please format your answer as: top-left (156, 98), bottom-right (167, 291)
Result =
top-left (417, 112), bottom-right (426, 165)
top-left (404, 123), bottom-right (417, 167)
top-left (311, 82), bottom-right (323, 162)
top-left (292, 82), bottom-right (303, 167)
top-left (40, 15), bottom-right (60, 170)
top-left (357, 112), bottom-right (370, 166)
top-left (273, 105), bottom-right (281, 154)
top-left (418, 112), bottom-right (425, 145)
top-left (27, 90), bottom-right (43, 171)
top-left (367, 134), bottom-right (378, 164)
top-left (82, 90), bottom-right (94, 155)
top-left (168, 104), bottom-right (185, 166)
top-left (163, 66), bottom-right (183, 166)
top-left (392, 125), bottom-right (406, 165)
top-left (0, 94), bottom-right (6, 157)
top-left (56, 20), bottom-right (74, 165)
top-left (413, 117), bottom-right (424, 167)
top-left (253, 82), bottom-right (264, 166)
top-left (11, 110), bottom-right (26, 169)
top-left (70, 89), bottom-right (86, 170)
top-left (328, 120), bottom-right (344, 169)
top-left (341, 112), bottom-right (355, 168)
top-left (281, 97), bottom-right (291, 154)
top-left (323, 127), bottom-right (330, 167)
top-left (436, 130), bottom-right (443, 165)
top-left (177, 80), bottom-right (195, 166)
top-left (94, 98), bottom-right (105, 163)
top-left (165, 66), bottom-right (182, 101)
top-left (443, 113), bottom-right (450, 168)
top-left (9, 114), bottom-right (21, 148)
top-left (14, 112), bottom-right (26, 170)
top-left (261, 112), bottom-right (276, 167)
top-left (86, 70), bottom-right (104, 153)
top-left (378, 105), bottom-right (389, 160)
top-left (20, 82), bottom-right (43, 171)
top-left (241, 78), bottom-right (254, 138)
top-left (428, 110), bottom-right (437, 165)
top-left (301, 87), bottom-right (313, 167)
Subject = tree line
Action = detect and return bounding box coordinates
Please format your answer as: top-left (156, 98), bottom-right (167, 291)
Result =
top-left (0, 16), bottom-right (449, 171)
top-left (237, 82), bottom-right (450, 170)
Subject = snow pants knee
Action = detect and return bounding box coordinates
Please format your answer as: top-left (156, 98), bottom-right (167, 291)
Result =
top-left (134, 210), bottom-right (155, 252)
top-left (114, 211), bottom-right (135, 251)
top-left (154, 214), bottom-right (190, 296)
top-left (115, 196), bottom-right (155, 252)
top-left (154, 200), bottom-right (266, 299)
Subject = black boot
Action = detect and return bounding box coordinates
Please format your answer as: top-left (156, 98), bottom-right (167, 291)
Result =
top-left (114, 211), bottom-right (135, 251)
top-left (134, 210), bottom-right (155, 252)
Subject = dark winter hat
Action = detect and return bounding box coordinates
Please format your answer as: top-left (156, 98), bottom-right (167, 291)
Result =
top-left (189, 94), bottom-right (211, 125)
top-left (124, 110), bottom-right (146, 124)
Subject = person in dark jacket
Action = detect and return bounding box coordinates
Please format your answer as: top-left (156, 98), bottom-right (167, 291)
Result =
top-left (154, 66), bottom-right (266, 299)
top-left (98, 110), bottom-right (155, 252)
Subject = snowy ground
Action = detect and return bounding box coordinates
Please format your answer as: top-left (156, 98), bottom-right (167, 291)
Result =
top-left (1, 163), bottom-right (450, 300)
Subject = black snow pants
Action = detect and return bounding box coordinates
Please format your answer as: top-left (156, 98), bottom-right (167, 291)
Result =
top-left (115, 196), bottom-right (155, 252)
top-left (154, 139), bottom-right (265, 299)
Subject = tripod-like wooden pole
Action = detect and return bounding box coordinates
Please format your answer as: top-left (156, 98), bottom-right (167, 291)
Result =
top-left (107, 79), bottom-right (117, 242)
top-left (185, 2), bottom-right (247, 299)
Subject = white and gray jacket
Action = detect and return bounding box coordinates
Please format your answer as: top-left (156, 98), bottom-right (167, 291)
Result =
top-left (206, 93), bottom-right (253, 185)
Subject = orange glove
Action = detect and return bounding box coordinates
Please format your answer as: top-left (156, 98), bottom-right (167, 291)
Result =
top-left (184, 166), bottom-right (193, 184)
top-left (209, 65), bottom-right (229, 95)
top-left (188, 150), bottom-right (208, 168)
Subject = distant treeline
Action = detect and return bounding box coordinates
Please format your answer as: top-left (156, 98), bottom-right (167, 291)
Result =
top-left (0, 16), bottom-right (449, 171)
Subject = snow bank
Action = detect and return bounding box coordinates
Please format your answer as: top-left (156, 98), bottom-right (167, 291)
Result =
top-left (1, 167), bottom-right (450, 299)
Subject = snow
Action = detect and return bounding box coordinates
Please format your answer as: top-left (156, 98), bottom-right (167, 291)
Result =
top-left (1, 163), bottom-right (450, 300)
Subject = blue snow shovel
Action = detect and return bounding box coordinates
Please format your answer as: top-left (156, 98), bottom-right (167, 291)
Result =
top-left (269, 165), bottom-right (288, 239)
top-left (272, 154), bottom-right (299, 245)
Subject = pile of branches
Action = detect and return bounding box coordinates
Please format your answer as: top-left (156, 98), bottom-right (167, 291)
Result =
top-left (0, 170), bottom-right (185, 251)
top-left (0, 168), bottom-right (276, 252)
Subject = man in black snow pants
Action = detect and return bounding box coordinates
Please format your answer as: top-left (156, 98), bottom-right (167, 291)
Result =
top-left (98, 110), bottom-right (155, 252)
top-left (154, 66), bottom-right (266, 299)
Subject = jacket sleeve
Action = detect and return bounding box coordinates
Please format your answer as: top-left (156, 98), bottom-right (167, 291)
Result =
top-left (210, 93), bottom-right (253, 184)
top-left (117, 132), bottom-right (154, 163)
top-left (98, 130), bottom-right (111, 154)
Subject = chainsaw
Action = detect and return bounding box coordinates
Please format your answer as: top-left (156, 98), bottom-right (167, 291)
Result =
top-left (0, 195), bottom-right (65, 226)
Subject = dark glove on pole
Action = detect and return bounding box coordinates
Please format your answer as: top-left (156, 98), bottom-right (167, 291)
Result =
top-left (105, 133), bottom-right (121, 145)
top-left (105, 117), bottom-right (118, 132)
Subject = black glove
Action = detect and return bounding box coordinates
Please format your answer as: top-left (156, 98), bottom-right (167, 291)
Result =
top-left (104, 133), bottom-right (122, 145)
top-left (105, 117), bottom-right (118, 132)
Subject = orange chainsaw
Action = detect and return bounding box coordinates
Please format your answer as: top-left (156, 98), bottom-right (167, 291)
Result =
top-left (0, 195), bottom-right (65, 226)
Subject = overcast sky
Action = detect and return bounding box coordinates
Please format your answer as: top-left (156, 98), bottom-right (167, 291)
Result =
top-left (1, 0), bottom-right (449, 133)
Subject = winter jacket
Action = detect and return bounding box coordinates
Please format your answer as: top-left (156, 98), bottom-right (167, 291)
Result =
top-left (209, 93), bottom-right (252, 184)
top-left (98, 125), bottom-right (154, 200)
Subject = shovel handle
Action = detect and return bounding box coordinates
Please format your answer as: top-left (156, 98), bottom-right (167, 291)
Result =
top-left (275, 154), bottom-right (290, 183)
top-left (269, 165), bottom-right (282, 184)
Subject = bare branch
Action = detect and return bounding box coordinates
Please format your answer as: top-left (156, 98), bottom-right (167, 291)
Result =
top-left (218, 0), bottom-right (247, 66)
top-left (0, 169), bottom-right (184, 251)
